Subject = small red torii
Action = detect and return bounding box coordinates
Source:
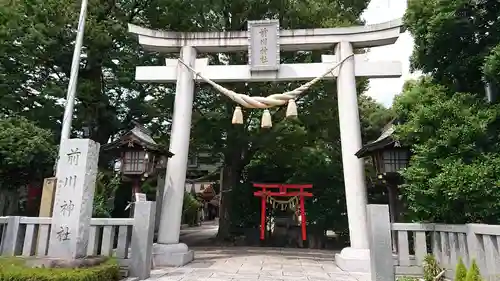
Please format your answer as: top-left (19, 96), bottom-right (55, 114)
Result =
top-left (253, 183), bottom-right (313, 241)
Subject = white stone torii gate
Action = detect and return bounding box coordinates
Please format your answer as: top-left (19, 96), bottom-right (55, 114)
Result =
top-left (128, 19), bottom-right (404, 272)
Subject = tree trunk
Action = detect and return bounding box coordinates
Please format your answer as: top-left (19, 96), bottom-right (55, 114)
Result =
top-left (217, 162), bottom-right (239, 240)
top-left (0, 189), bottom-right (6, 216)
top-left (5, 189), bottom-right (20, 215)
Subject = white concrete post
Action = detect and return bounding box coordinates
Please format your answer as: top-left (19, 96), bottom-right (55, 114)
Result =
top-left (130, 201), bottom-right (156, 279)
top-left (1, 216), bottom-right (22, 255)
top-left (154, 46), bottom-right (196, 266)
top-left (367, 205), bottom-right (394, 281)
top-left (334, 41), bottom-right (371, 272)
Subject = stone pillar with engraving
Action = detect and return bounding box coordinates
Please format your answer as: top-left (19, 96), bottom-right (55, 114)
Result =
top-left (48, 139), bottom-right (100, 259)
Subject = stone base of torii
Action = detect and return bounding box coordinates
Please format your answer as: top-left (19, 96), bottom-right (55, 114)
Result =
top-left (128, 19), bottom-right (404, 273)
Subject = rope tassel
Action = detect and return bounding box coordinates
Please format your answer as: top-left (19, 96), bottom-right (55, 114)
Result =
top-left (261, 109), bottom-right (272, 128)
top-left (286, 99), bottom-right (298, 118)
top-left (232, 106), bottom-right (244, 124)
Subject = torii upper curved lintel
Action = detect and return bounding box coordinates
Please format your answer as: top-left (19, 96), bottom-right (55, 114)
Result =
top-left (128, 18), bottom-right (404, 53)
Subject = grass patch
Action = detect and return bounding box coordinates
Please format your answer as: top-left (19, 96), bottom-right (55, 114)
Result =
top-left (0, 257), bottom-right (120, 281)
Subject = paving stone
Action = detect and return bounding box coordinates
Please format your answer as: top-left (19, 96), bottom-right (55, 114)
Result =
top-left (306, 275), bottom-right (331, 280)
top-left (262, 266), bottom-right (283, 270)
top-left (184, 271), bottom-right (213, 278)
top-left (156, 276), bottom-right (185, 281)
top-left (209, 266), bottom-right (237, 270)
top-left (232, 275), bottom-right (259, 281)
top-left (328, 277), bottom-right (357, 281)
top-left (149, 270), bottom-right (169, 279)
top-left (304, 272), bottom-right (330, 278)
top-left (281, 276), bottom-right (308, 280)
top-left (238, 269), bottom-right (261, 273)
top-left (323, 265), bottom-right (344, 273)
top-left (283, 271), bottom-right (306, 276)
top-left (282, 266), bottom-right (304, 272)
top-left (210, 272), bottom-right (238, 278)
top-left (328, 272), bottom-right (353, 277)
top-left (349, 273), bottom-right (371, 281)
top-left (162, 271), bottom-right (191, 278)
top-left (259, 270), bottom-right (283, 277)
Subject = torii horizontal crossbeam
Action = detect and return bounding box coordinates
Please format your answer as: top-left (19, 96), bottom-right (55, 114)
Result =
top-left (136, 55), bottom-right (402, 83)
top-left (128, 19), bottom-right (404, 53)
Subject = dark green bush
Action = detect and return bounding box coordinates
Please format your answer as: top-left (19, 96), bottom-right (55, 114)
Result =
top-left (0, 258), bottom-right (120, 281)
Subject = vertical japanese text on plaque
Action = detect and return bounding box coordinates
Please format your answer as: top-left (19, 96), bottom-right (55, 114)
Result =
top-left (259, 27), bottom-right (268, 64)
top-left (248, 20), bottom-right (280, 71)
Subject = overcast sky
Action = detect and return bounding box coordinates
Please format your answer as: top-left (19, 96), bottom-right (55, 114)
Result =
top-left (361, 0), bottom-right (421, 107)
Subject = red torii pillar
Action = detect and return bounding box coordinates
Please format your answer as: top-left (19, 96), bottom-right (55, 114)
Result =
top-left (253, 183), bottom-right (313, 241)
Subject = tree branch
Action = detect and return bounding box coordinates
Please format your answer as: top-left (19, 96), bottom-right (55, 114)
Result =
top-left (186, 167), bottom-right (222, 183)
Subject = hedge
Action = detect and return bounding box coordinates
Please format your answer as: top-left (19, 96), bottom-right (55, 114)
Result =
top-left (0, 257), bottom-right (120, 281)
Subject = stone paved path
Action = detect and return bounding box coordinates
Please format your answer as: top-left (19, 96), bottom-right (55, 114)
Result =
top-left (179, 220), bottom-right (218, 246)
top-left (147, 247), bottom-right (370, 281)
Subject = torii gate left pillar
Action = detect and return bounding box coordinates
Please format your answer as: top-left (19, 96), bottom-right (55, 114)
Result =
top-left (128, 19), bottom-right (404, 271)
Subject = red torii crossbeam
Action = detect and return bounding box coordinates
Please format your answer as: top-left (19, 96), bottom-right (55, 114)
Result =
top-left (253, 183), bottom-right (313, 241)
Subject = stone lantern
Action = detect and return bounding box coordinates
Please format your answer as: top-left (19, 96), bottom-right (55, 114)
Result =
top-left (355, 120), bottom-right (410, 223)
top-left (102, 122), bottom-right (174, 196)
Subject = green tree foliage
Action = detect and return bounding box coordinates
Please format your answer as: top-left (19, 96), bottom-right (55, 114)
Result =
top-left (359, 95), bottom-right (395, 142)
top-left (0, 117), bottom-right (56, 190)
top-left (465, 259), bottom-right (483, 281)
top-left (243, 119), bottom-right (346, 231)
top-left (93, 172), bottom-right (120, 218)
top-left (0, 0), bottom-right (168, 143)
top-left (393, 78), bottom-right (500, 223)
top-left (405, 0), bottom-right (500, 93)
top-left (484, 44), bottom-right (500, 85)
top-left (399, 0), bottom-right (500, 224)
top-left (455, 258), bottom-right (467, 281)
